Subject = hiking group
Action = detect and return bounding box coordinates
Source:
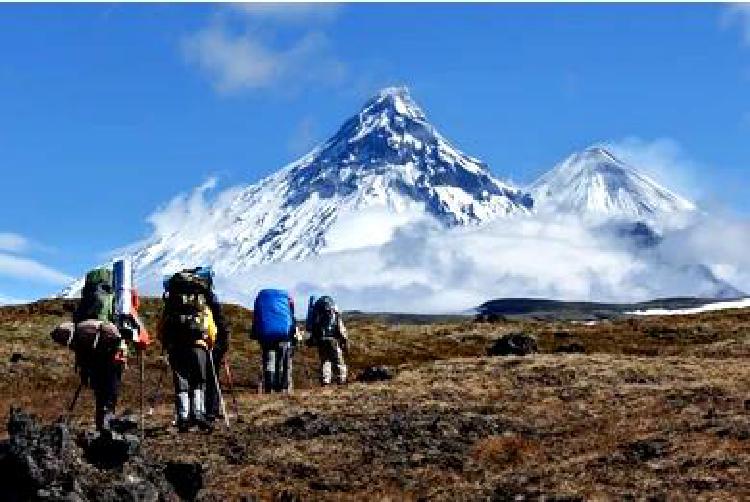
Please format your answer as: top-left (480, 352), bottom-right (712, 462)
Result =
top-left (51, 261), bottom-right (349, 435)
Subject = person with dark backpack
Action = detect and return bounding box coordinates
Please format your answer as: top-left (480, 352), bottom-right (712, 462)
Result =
top-left (191, 268), bottom-right (231, 424)
top-left (158, 269), bottom-right (218, 432)
top-left (250, 289), bottom-right (297, 393)
top-left (72, 267), bottom-right (127, 432)
top-left (306, 295), bottom-right (349, 385)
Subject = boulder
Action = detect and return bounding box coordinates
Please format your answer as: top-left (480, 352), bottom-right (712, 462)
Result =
top-left (79, 431), bottom-right (140, 470)
top-left (487, 333), bottom-right (538, 357)
top-left (165, 461), bottom-right (203, 501)
top-left (554, 342), bottom-right (586, 354)
top-left (356, 366), bottom-right (395, 382)
top-left (0, 407), bottom-right (173, 501)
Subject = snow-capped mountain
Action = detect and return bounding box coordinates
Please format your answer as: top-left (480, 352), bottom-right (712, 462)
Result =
top-left (530, 147), bottom-right (696, 223)
top-left (61, 89), bottom-right (737, 307)
top-left (95, 87), bottom-right (532, 290)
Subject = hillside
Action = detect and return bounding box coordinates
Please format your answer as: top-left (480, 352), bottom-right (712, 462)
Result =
top-left (1, 299), bottom-right (749, 499)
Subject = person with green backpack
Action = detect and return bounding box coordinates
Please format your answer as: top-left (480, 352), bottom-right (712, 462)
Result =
top-left (72, 267), bottom-right (128, 432)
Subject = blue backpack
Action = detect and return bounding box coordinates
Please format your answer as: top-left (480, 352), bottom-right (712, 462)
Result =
top-left (253, 289), bottom-right (294, 343)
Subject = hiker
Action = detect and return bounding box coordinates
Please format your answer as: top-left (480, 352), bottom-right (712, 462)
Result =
top-left (250, 289), bottom-right (298, 393)
top-left (306, 296), bottom-right (349, 385)
top-left (72, 267), bottom-right (127, 432)
top-left (158, 268), bottom-right (217, 432)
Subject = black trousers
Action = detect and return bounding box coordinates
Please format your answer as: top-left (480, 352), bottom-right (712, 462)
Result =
top-left (89, 358), bottom-right (123, 431)
top-left (169, 346), bottom-right (207, 394)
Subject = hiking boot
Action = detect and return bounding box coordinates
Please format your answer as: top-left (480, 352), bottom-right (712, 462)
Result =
top-left (194, 414), bottom-right (213, 432)
top-left (176, 418), bottom-right (191, 433)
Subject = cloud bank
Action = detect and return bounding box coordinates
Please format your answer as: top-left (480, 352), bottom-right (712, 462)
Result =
top-left (210, 212), bottom-right (745, 313)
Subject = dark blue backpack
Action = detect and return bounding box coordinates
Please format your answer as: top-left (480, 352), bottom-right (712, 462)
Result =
top-left (253, 289), bottom-right (294, 343)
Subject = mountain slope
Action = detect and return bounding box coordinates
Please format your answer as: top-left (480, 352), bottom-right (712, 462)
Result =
top-left (530, 147), bottom-right (696, 223)
top-left (123, 87), bottom-right (531, 283)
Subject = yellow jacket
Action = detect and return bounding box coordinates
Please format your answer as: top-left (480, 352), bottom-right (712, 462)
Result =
top-left (157, 305), bottom-right (217, 350)
top-left (198, 306), bottom-right (218, 349)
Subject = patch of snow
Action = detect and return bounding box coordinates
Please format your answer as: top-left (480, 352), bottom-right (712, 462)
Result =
top-left (628, 297), bottom-right (750, 316)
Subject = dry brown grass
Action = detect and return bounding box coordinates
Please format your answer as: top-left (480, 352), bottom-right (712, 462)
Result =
top-left (1, 299), bottom-right (750, 499)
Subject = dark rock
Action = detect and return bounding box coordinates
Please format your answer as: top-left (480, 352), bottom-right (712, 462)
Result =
top-left (0, 407), bottom-right (177, 501)
top-left (357, 365), bottom-right (394, 382)
top-left (554, 342), bottom-right (586, 354)
top-left (487, 333), bottom-right (538, 357)
top-left (0, 407), bottom-right (75, 500)
top-left (9, 352), bottom-right (28, 363)
top-left (79, 431), bottom-right (140, 470)
top-left (165, 461), bottom-right (203, 501)
top-left (109, 413), bottom-right (139, 434)
top-left (283, 412), bottom-right (340, 439)
top-left (621, 438), bottom-right (668, 462)
top-left (474, 313), bottom-right (506, 324)
top-left (88, 478), bottom-right (160, 502)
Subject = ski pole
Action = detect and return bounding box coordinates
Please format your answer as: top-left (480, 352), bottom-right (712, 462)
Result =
top-left (223, 360), bottom-right (240, 420)
top-left (208, 350), bottom-right (230, 428)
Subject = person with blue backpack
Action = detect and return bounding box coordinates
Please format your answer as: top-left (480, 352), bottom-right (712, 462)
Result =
top-left (250, 289), bottom-right (298, 393)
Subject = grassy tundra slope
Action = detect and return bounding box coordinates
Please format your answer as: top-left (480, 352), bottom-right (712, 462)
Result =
top-left (0, 298), bottom-right (749, 500)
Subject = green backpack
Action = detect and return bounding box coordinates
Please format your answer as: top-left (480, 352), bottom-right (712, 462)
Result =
top-left (74, 267), bottom-right (114, 323)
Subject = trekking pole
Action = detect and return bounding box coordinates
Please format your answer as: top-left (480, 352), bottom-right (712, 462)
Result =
top-left (258, 361), bottom-right (263, 395)
top-left (208, 350), bottom-right (230, 428)
top-left (147, 356), bottom-right (169, 415)
top-left (67, 381), bottom-right (85, 415)
top-left (223, 360), bottom-right (240, 420)
top-left (138, 348), bottom-right (145, 440)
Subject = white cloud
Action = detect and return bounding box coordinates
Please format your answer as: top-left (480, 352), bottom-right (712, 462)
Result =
top-left (183, 6), bottom-right (346, 94)
top-left (723, 4), bottom-right (750, 45)
top-left (601, 137), bottom-right (703, 202)
top-left (147, 177), bottom-right (243, 243)
top-left (0, 253), bottom-right (73, 285)
top-left (204, 212), bottom-right (746, 314)
top-left (0, 293), bottom-right (25, 306)
top-left (0, 232), bottom-right (29, 253)
top-left (287, 116), bottom-right (320, 155)
top-left (233, 3), bottom-right (340, 23)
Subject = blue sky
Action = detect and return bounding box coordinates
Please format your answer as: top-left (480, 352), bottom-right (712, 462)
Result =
top-left (1, 3), bottom-right (749, 302)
